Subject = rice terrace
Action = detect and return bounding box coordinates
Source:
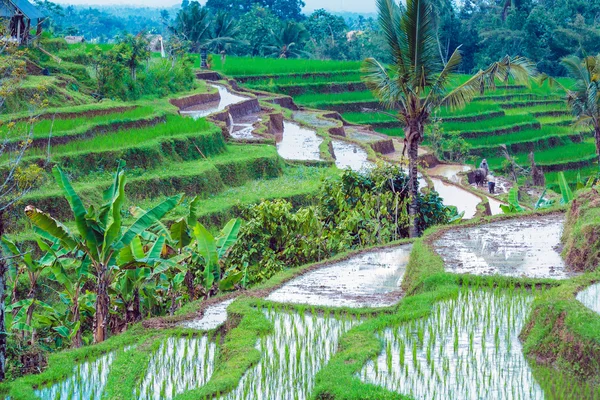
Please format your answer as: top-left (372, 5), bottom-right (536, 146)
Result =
top-left (1, 0), bottom-right (600, 398)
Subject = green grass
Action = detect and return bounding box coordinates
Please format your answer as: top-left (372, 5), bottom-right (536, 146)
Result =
top-left (546, 165), bottom-right (599, 185)
top-left (487, 138), bottom-right (597, 169)
top-left (435, 102), bottom-right (502, 118)
top-left (466, 125), bottom-right (581, 149)
top-left (503, 103), bottom-right (569, 115)
top-left (1, 106), bottom-right (159, 141)
top-left (244, 73), bottom-right (363, 87)
top-left (17, 115), bottom-right (214, 160)
top-left (342, 112), bottom-right (396, 125)
top-left (210, 56), bottom-right (361, 77)
top-left (442, 114), bottom-right (536, 133)
top-left (294, 90), bottom-right (376, 106)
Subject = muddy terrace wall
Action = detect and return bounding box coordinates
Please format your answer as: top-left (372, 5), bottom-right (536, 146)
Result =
top-left (170, 91), bottom-right (221, 110)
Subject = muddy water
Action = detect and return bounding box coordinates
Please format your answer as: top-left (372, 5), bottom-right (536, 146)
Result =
top-left (487, 196), bottom-right (505, 215)
top-left (293, 111), bottom-right (338, 128)
top-left (331, 140), bottom-right (373, 171)
top-left (179, 298), bottom-right (235, 331)
top-left (229, 114), bottom-right (261, 140)
top-left (137, 336), bottom-right (216, 400)
top-left (427, 164), bottom-right (471, 184)
top-left (266, 245), bottom-right (412, 308)
top-left (345, 127), bottom-right (385, 143)
top-left (276, 121), bottom-right (323, 161)
top-left (217, 309), bottom-right (357, 400)
top-left (35, 352), bottom-right (116, 400)
top-left (360, 290), bottom-right (544, 399)
top-left (430, 178), bottom-right (481, 219)
top-left (577, 283), bottom-right (600, 315)
top-left (434, 214), bottom-right (574, 279)
top-left (181, 84), bottom-right (247, 119)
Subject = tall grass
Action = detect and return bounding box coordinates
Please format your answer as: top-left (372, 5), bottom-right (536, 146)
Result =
top-left (466, 125), bottom-right (580, 148)
top-left (442, 114), bottom-right (536, 133)
top-left (1, 106), bottom-right (157, 140)
top-left (19, 115), bottom-right (213, 159)
top-left (210, 56), bottom-right (361, 76)
top-left (294, 91), bottom-right (376, 106)
top-left (245, 73), bottom-right (363, 87)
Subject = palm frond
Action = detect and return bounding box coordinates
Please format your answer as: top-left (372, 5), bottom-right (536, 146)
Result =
top-left (538, 73), bottom-right (570, 93)
top-left (376, 0), bottom-right (409, 76)
top-left (402, 0), bottom-right (439, 89)
top-left (425, 47), bottom-right (462, 107)
top-left (361, 57), bottom-right (406, 111)
top-left (440, 69), bottom-right (486, 109)
top-left (562, 56), bottom-right (591, 86)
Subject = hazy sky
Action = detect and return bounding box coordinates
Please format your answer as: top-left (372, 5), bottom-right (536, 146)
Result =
top-left (51, 0), bottom-right (378, 13)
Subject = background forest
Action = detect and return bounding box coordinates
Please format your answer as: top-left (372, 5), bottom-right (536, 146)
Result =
top-left (34, 0), bottom-right (600, 76)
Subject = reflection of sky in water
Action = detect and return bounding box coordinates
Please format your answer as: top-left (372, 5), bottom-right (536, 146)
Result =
top-left (360, 290), bottom-right (545, 399)
top-left (435, 215), bottom-right (575, 279)
top-left (180, 84), bottom-right (247, 119)
top-left (137, 336), bottom-right (216, 400)
top-left (267, 245), bottom-right (412, 308)
top-left (431, 178), bottom-right (481, 219)
top-left (276, 121), bottom-right (323, 161)
top-left (179, 299), bottom-right (235, 330)
top-left (577, 283), bottom-right (600, 315)
top-left (331, 140), bottom-right (373, 172)
top-left (427, 164), bottom-right (471, 183)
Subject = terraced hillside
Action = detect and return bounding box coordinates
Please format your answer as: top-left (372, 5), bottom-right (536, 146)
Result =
top-left (231, 63), bottom-right (594, 190)
top-left (3, 82), bottom-right (339, 245)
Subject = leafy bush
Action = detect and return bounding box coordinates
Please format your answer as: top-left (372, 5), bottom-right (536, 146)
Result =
top-left (227, 165), bottom-right (456, 284)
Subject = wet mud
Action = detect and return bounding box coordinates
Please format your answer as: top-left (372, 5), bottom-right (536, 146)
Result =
top-left (276, 121), bottom-right (323, 161)
top-left (179, 299), bottom-right (236, 331)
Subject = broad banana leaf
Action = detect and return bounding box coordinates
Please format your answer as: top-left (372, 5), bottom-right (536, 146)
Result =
top-left (576, 172), bottom-right (585, 190)
top-left (53, 166), bottom-right (95, 248)
top-left (507, 187), bottom-right (524, 212)
top-left (558, 172), bottom-right (574, 204)
top-left (119, 194), bottom-right (182, 247)
top-left (216, 219), bottom-right (242, 258)
top-left (219, 270), bottom-right (243, 291)
top-left (170, 219), bottom-right (192, 249)
top-left (25, 206), bottom-right (78, 250)
top-left (194, 223), bottom-right (218, 288)
top-left (187, 196), bottom-right (202, 226)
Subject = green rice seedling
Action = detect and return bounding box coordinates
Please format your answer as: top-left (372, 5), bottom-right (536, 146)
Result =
top-left (442, 114), bottom-right (536, 134)
top-left (244, 73), bottom-right (363, 87)
top-left (1, 106), bottom-right (157, 141)
top-left (294, 91), bottom-right (376, 106)
top-left (216, 308), bottom-right (357, 400)
top-left (359, 290), bottom-right (546, 399)
top-left (210, 56), bottom-right (362, 76)
top-left (35, 349), bottom-right (125, 399)
top-left (137, 336), bottom-right (216, 400)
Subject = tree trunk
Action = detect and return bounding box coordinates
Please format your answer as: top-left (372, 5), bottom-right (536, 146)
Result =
top-left (93, 264), bottom-right (109, 343)
top-left (71, 286), bottom-right (82, 348)
top-left (25, 286), bottom-right (36, 342)
top-left (407, 139), bottom-right (420, 238)
top-left (185, 270), bottom-right (195, 300)
top-left (0, 211), bottom-right (7, 381)
top-left (595, 126), bottom-right (600, 167)
top-left (133, 288), bottom-right (141, 322)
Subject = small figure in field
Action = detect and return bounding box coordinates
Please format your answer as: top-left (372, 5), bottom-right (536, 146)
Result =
top-left (469, 158), bottom-right (489, 187)
top-left (488, 174), bottom-right (496, 194)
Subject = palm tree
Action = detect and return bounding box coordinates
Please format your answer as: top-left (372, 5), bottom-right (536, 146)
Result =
top-left (363, 0), bottom-right (535, 238)
top-left (266, 21), bottom-right (310, 59)
top-left (542, 55), bottom-right (600, 166)
top-left (208, 12), bottom-right (245, 54)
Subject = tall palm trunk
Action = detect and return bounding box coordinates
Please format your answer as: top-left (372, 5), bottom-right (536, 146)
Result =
top-left (407, 138), bottom-right (420, 238)
top-left (94, 264), bottom-right (109, 343)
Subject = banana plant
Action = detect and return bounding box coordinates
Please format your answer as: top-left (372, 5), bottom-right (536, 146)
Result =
top-left (25, 163), bottom-right (181, 343)
top-left (0, 236), bottom-right (60, 340)
top-left (558, 171), bottom-right (574, 204)
top-left (500, 186), bottom-right (525, 214)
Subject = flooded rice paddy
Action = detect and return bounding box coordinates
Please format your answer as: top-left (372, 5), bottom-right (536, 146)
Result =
top-left (276, 121), bottom-right (323, 161)
top-left (359, 289), bottom-right (544, 399)
top-left (229, 114), bottom-right (262, 140)
top-left (179, 298), bottom-right (236, 331)
top-left (181, 84), bottom-right (247, 119)
top-left (331, 140), bottom-right (372, 171)
top-left (345, 127), bottom-right (386, 143)
top-left (35, 351), bottom-right (116, 400)
top-left (266, 245), bottom-right (412, 308)
top-left (427, 164), bottom-right (471, 184)
top-left (434, 214), bottom-right (574, 279)
top-left (292, 111), bottom-right (338, 128)
top-left (430, 178), bottom-right (481, 219)
top-left (216, 309), bottom-right (358, 400)
top-left (136, 336), bottom-right (216, 400)
top-left (576, 283), bottom-right (600, 315)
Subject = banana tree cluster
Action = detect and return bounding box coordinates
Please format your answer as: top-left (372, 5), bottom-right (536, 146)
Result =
top-left (18, 163), bottom-right (241, 345)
